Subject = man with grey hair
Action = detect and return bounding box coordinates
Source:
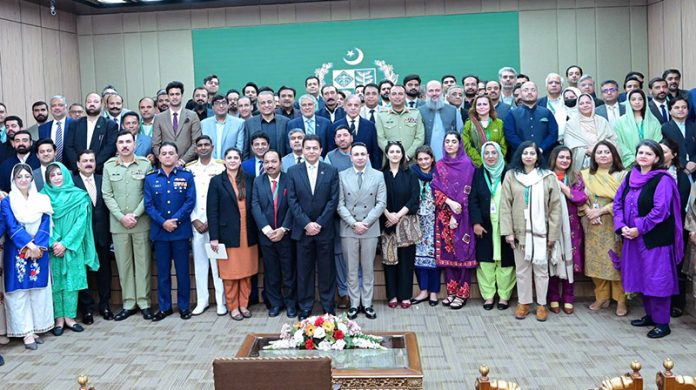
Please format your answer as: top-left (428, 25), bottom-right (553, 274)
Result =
top-left (419, 80), bottom-right (463, 160)
top-left (578, 74), bottom-right (604, 106)
top-left (288, 94), bottom-right (331, 155)
top-left (537, 73), bottom-right (567, 140)
top-left (498, 66), bottom-right (517, 106)
top-left (282, 128), bottom-right (307, 171)
top-left (446, 85), bottom-right (464, 110)
top-left (39, 95), bottom-right (73, 162)
top-left (244, 90), bottom-right (290, 157)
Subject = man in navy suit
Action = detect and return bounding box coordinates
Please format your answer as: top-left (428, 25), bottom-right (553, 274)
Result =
top-left (286, 134), bottom-right (339, 320)
top-left (648, 77), bottom-right (671, 124)
top-left (662, 97), bottom-right (696, 172)
top-left (332, 94), bottom-right (381, 167)
top-left (316, 85), bottom-right (345, 124)
top-left (242, 132), bottom-right (269, 177)
top-left (251, 150), bottom-right (296, 318)
top-left (288, 95), bottom-right (332, 156)
top-left (276, 86), bottom-right (301, 119)
top-left (0, 129), bottom-right (40, 192)
top-left (122, 112), bottom-right (154, 164)
top-left (243, 90), bottom-right (289, 158)
top-left (38, 95), bottom-right (73, 162)
top-left (64, 92), bottom-right (118, 173)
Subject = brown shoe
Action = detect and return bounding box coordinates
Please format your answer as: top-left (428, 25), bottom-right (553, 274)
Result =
top-left (616, 301), bottom-right (628, 317)
top-left (514, 304), bottom-right (530, 320)
top-left (336, 295), bottom-right (350, 310)
top-left (562, 303), bottom-right (574, 315)
top-left (588, 300), bottom-right (610, 311)
top-left (536, 305), bottom-right (548, 322)
top-left (549, 301), bottom-right (561, 314)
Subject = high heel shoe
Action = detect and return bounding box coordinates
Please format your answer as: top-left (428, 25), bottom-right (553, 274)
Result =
top-left (588, 300), bottom-right (610, 311)
top-left (615, 301), bottom-right (628, 317)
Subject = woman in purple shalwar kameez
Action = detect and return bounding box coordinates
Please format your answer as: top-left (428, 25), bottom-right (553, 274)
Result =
top-left (614, 140), bottom-right (683, 339)
top-left (547, 146), bottom-right (587, 315)
top-left (432, 132), bottom-right (477, 310)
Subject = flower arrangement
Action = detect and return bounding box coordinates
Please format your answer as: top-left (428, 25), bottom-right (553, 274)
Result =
top-left (263, 313), bottom-right (385, 351)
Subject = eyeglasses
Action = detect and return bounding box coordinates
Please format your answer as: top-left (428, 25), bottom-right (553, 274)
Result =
top-left (601, 88), bottom-right (618, 93)
top-left (387, 140), bottom-right (402, 145)
top-left (213, 101), bottom-right (228, 106)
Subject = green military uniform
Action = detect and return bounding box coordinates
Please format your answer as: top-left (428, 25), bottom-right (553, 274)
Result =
top-left (102, 155), bottom-right (153, 311)
top-left (375, 107), bottom-right (425, 161)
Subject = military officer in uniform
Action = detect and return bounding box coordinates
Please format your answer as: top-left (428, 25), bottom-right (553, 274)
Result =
top-left (375, 85), bottom-right (425, 162)
top-left (187, 135), bottom-right (227, 316)
top-left (102, 130), bottom-right (154, 321)
top-left (144, 141), bottom-right (196, 321)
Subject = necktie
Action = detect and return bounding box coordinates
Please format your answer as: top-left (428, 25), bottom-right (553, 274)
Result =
top-left (357, 171), bottom-right (363, 189)
top-left (660, 104), bottom-right (669, 122)
top-left (172, 112), bottom-right (179, 135)
top-left (306, 119), bottom-right (315, 135)
top-left (408, 101), bottom-right (415, 108)
top-left (271, 179), bottom-right (278, 228)
top-left (259, 160), bottom-right (265, 175)
top-left (296, 156), bottom-right (302, 165)
top-left (86, 176), bottom-right (97, 206)
top-left (309, 166), bottom-right (316, 195)
top-left (350, 119), bottom-right (356, 135)
top-left (369, 109), bottom-right (375, 123)
top-left (55, 121), bottom-right (63, 162)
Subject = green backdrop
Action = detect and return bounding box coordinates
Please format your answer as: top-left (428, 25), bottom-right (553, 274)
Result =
top-left (192, 12), bottom-right (519, 94)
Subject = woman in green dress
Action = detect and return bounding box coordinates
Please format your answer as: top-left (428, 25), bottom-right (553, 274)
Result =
top-left (42, 162), bottom-right (99, 335)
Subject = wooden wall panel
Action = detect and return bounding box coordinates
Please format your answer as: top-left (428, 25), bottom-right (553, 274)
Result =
top-left (575, 8), bottom-right (598, 78)
top-left (681, 0), bottom-right (696, 87)
top-left (93, 34), bottom-right (127, 95)
top-left (140, 32), bottom-right (162, 97)
top-left (41, 28), bottom-right (63, 99)
top-left (519, 10), bottom-right (558, 84)
top-left (647, 2), bottom-right (664, 78)
top-left (595, 7), bottom-right (633, 84)
top-left (59, 32), bottom-right (81, 105)
top-left (661, 0), bottom-right (682, 70)
top-left (21, 24), bottom-right (46, 116)
top-left (629, 6), bottom-right (649, 76)
top-left (123, 33), bottom-right (145, 108)
top-left (78, 35), bottom-right (96, 94)
top-left (0, 19), bottom-right (26, 116)
top-left (157, 30), bottom-right (195, 92)
top-left (556, 9), bottom-right (578, 76)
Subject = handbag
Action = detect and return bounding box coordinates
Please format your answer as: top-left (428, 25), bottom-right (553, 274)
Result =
top-left (380, 232), bottom-right (399, 265)
top-left (395, 215), bottom-right (422, 247)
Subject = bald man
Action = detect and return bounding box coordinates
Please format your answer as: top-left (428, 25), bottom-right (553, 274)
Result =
top-left (65, 92), bottom-right (119, 173)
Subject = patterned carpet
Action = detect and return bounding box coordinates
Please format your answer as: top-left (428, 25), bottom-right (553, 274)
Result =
top-left (1, 298), bottom-right (695, 389)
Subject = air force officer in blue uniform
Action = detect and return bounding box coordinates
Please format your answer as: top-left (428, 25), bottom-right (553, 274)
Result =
top-left (144, 141), bottom-right (196, 321)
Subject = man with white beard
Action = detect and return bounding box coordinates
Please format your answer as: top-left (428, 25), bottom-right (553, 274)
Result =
top-left (419, 80), bottom-right (463, 160)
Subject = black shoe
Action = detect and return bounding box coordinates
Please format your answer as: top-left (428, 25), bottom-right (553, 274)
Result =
top-left (100, 307), bottom-right (114, 321)
top-left (347, 308), bottom-right (359, 320)
top-left (286, 307), bottom-right (297, 318)
top-left (268, 307), bottom-right (281, 317)
top-left (52, 326), bottom-right (64, 336)
top-left (647, 325), bottom-right (671, 339)
top-left (114, 308), bottom-right (138, 321)
top-left (325, 310), bottom-right (336, 316)
top-left (497, 302), bottom-right (510, 311)
top-left (65, 323), bottom-right (84, 332)
top-left (152, 309), bottom-right (173, 322)
top-left (298, 309), bottom-right (312, 321)
top-left (82, 312), bottom-right (94, 325)
top-left (671, 307), bottom-right (684, 318)
top-left (141, 308), bottom-right (154, 320)
top-left (364, 307), bottom-right (377, 319)
top-left (410, 297), bottom-right (428, 305)
top-left (631, 315), bottom-right (655, 327)
top-left (483, 302), bottom-right (495, 311)
top-left (429, 299), bottom-right (439, 307)
top-left (180, 310), bottom-right (192, 320)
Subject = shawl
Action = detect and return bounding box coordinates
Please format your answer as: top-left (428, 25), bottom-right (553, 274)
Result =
top-left (564, 93), bottom-right (616, 170)
top-left (481, 141), bottom-right (504, 183)
top-left (582, 168), bottom-right (622, 203)
top-left (550, 177), bottom-right (574, 281)
top-left (41, 162), bottom-right (99, 274)
top-left (614, 108), bottom-right (663, 166)
top-left (431, 141), bottom-right (476, 262)
top-left (514, 168), bottom-right (554, 264)
top-left (8, 165), bottom-right (53, 235)
top-left (410, 163), bottom-right (434, 182)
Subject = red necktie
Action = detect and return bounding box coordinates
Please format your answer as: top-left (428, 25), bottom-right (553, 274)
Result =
top-left (271, 179), bottom-right (278, 228)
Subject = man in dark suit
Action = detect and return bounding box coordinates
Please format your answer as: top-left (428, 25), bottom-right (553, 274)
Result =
top-left (662, 97), bottom-right (696, 172)
top-left (332, 94), bottom-right (381, 167)
top-left (276, 86), bottom-right (301, 119)
top-left (64, 92), bottom-right (118, 173)
top-left (38, 95), bottom-right (73, 162)
top-left (286, 134), bottom-right (339, 320)
top-left (242, 132), bottom-right (269, 177)
top-left (74, 150), bottom-right (114, 324)
top-left (243, 90), bottom-right (289, 158)
top-left (288, 95), bottom-right (332, 156)
top-left (152, 81), bottom-right (202, 165)
top-left (0, 130), bottom-right (40, 192)
top-left (251, 150), bottom-right (296, 318)
top-left (648, 77), bottom-right (671, 124)
top-left (316, 85), bottom-right (346, 123)
top-left (595, 80), bottom-right (626, 129)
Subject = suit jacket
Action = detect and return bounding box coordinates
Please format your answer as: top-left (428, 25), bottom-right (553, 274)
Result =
top-left (688, 88), bottom-right (696, 121)
top-left (337, 167), bottom-right (386, 238)
top-left (38, 117), bottom-right (74, 143)
top-left (331, 117), bottom-right (382, 167)
top-left (251, 172), bottom-right (293, 245)
top-left (206, 172), bottom-right (258, 248)
top-left (649, 100), bottom-right (670, 124)
top-left (33, 167), bottom-right (45, 191)
top-left (73, 174), bottom-right (112, 246)
top-left (316, 106), bottom-right (346, 124)
top-left (0, 153), bottom-right (40, 192)
top-left (201, 115), bottom-right (246, 159)
top-left (64, 116), bottom-right (118, 173)
top-left (286, 161), bottom-right (339, 241)
top-left (287, 115), bottom-right (332, 155)
top-left (418, 104), bottom-right (464, 146)
top-left (135, 134), bottom-right (153, 157)
top-left (595, 102), bottom-right (626, 121)
top-left (661, 119), bottom-right (696, 166)
top-left (242, 157), bottom-right (261, 177)
top-left (152, 108), bottom-right (202, 163)
top-left (494, 101), bottom-right (511, 122)
top-left (243, 114), bottom-right (290, 158)
top-left (276, 107), bottom-right (302, 120)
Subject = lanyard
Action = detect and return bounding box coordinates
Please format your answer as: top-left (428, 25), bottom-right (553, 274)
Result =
top-left (484, 173), bottom-right (500, 196)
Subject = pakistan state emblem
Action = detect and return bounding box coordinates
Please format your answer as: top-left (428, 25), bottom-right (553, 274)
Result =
top-left (313, 48), bottom-right (399, 94)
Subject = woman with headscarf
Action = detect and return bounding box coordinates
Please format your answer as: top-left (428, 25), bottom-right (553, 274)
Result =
top-left (42, 162), bottom-right (98, 336)
top-left (614, 139), bottom-right (683, 338)
top-left (462, 95), bottom-right (507, 167)
top-left (1, 164), bottom-right (54, 349)
top-left (470, 141), bottom-right (515, 310)
top-left (432, 131), bottom-right (477, 310)
top-left (614, 89), bottom-right (662, 167)
top-left (500, 141), bottom-right (562, 321)
top-left (564, 93), bottom-right (617, 170)
top-left (409, 145), bottom-right (440, 306)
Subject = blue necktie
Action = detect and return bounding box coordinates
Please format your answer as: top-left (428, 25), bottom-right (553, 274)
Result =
top-left (55, 121), bottom-right (63, 162)
top-left (660, 104), bottom-right (669, 122)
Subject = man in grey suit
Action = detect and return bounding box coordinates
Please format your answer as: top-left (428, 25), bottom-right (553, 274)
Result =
top-left (152, 81), bottom-right (202, 165)
top-left (201, 95), bottom-right (245, 159)
top-left (337, 142), bottom-right (386, 320)
top-left (243, 90), bottom-right (290, 158)
top-left (595, 80), bottom-right (626, 128)
top-left (33, 138), bottom-right (56, 191)
top-left (419, 80), bottom-right (463, 160)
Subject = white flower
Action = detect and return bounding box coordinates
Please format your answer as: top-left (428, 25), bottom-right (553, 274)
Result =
top-left (332, 340), bottom-right (346, 350)
top-left (317, 340), bottom-right (332, 351)
top-left (293, 330), bottom-right (304, 344)
top-left (337, 323), bottom-right (348, 333)
top-left (313, 326), bottom-right (326, 339)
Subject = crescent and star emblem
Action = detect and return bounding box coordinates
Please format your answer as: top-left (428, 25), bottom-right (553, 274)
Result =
top-left (343, 48), bottom-right (364, 66)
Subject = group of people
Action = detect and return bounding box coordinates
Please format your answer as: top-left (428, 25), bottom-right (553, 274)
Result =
top-left (0, 65), bottom-right (695, 365)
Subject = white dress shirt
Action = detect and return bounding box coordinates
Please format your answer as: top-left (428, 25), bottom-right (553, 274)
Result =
top-left (306, 161), bottom-right (319, 194)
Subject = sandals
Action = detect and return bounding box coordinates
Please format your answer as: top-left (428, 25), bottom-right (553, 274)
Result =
top-left (450, 297), bottom-right (466, 310)
top-left (240, 308), bottom-right (252, 318)
top-left (442, 295), bottom-right (455, 306)
top-left (588, 300), bottom-right (610, 311)
top-left (230, 310), bottom-right (243, 321)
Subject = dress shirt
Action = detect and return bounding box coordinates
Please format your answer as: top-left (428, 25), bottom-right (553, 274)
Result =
top-left (675, 119), bottom-right (687, 138)
top-left (50, 118), bottom-right (66, 141)
top-left (261, 173), bottom-right (283, 235)
top-left (80, 173), bottom-right (97, 206)
top-left (86, 116), bottom-right (98, 146)
top-left (141, 123), bottom-right (154, 137)
top-left (656, 100), bottom-right (670, 122)
top-left (605, 103), bottom-right (621, 128)
top-left (346, 115), bottom-right (360, 135)
top-left (306, 161), bottom-right (319, 194)
top-left (215, 121), bottom-right (225, 158)
top-left (255, 157), bottom-right (263, 176)
top-left (304, 116), bottom-right (316, 135)
top-left (170, 107), bottom-right (182, 129)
